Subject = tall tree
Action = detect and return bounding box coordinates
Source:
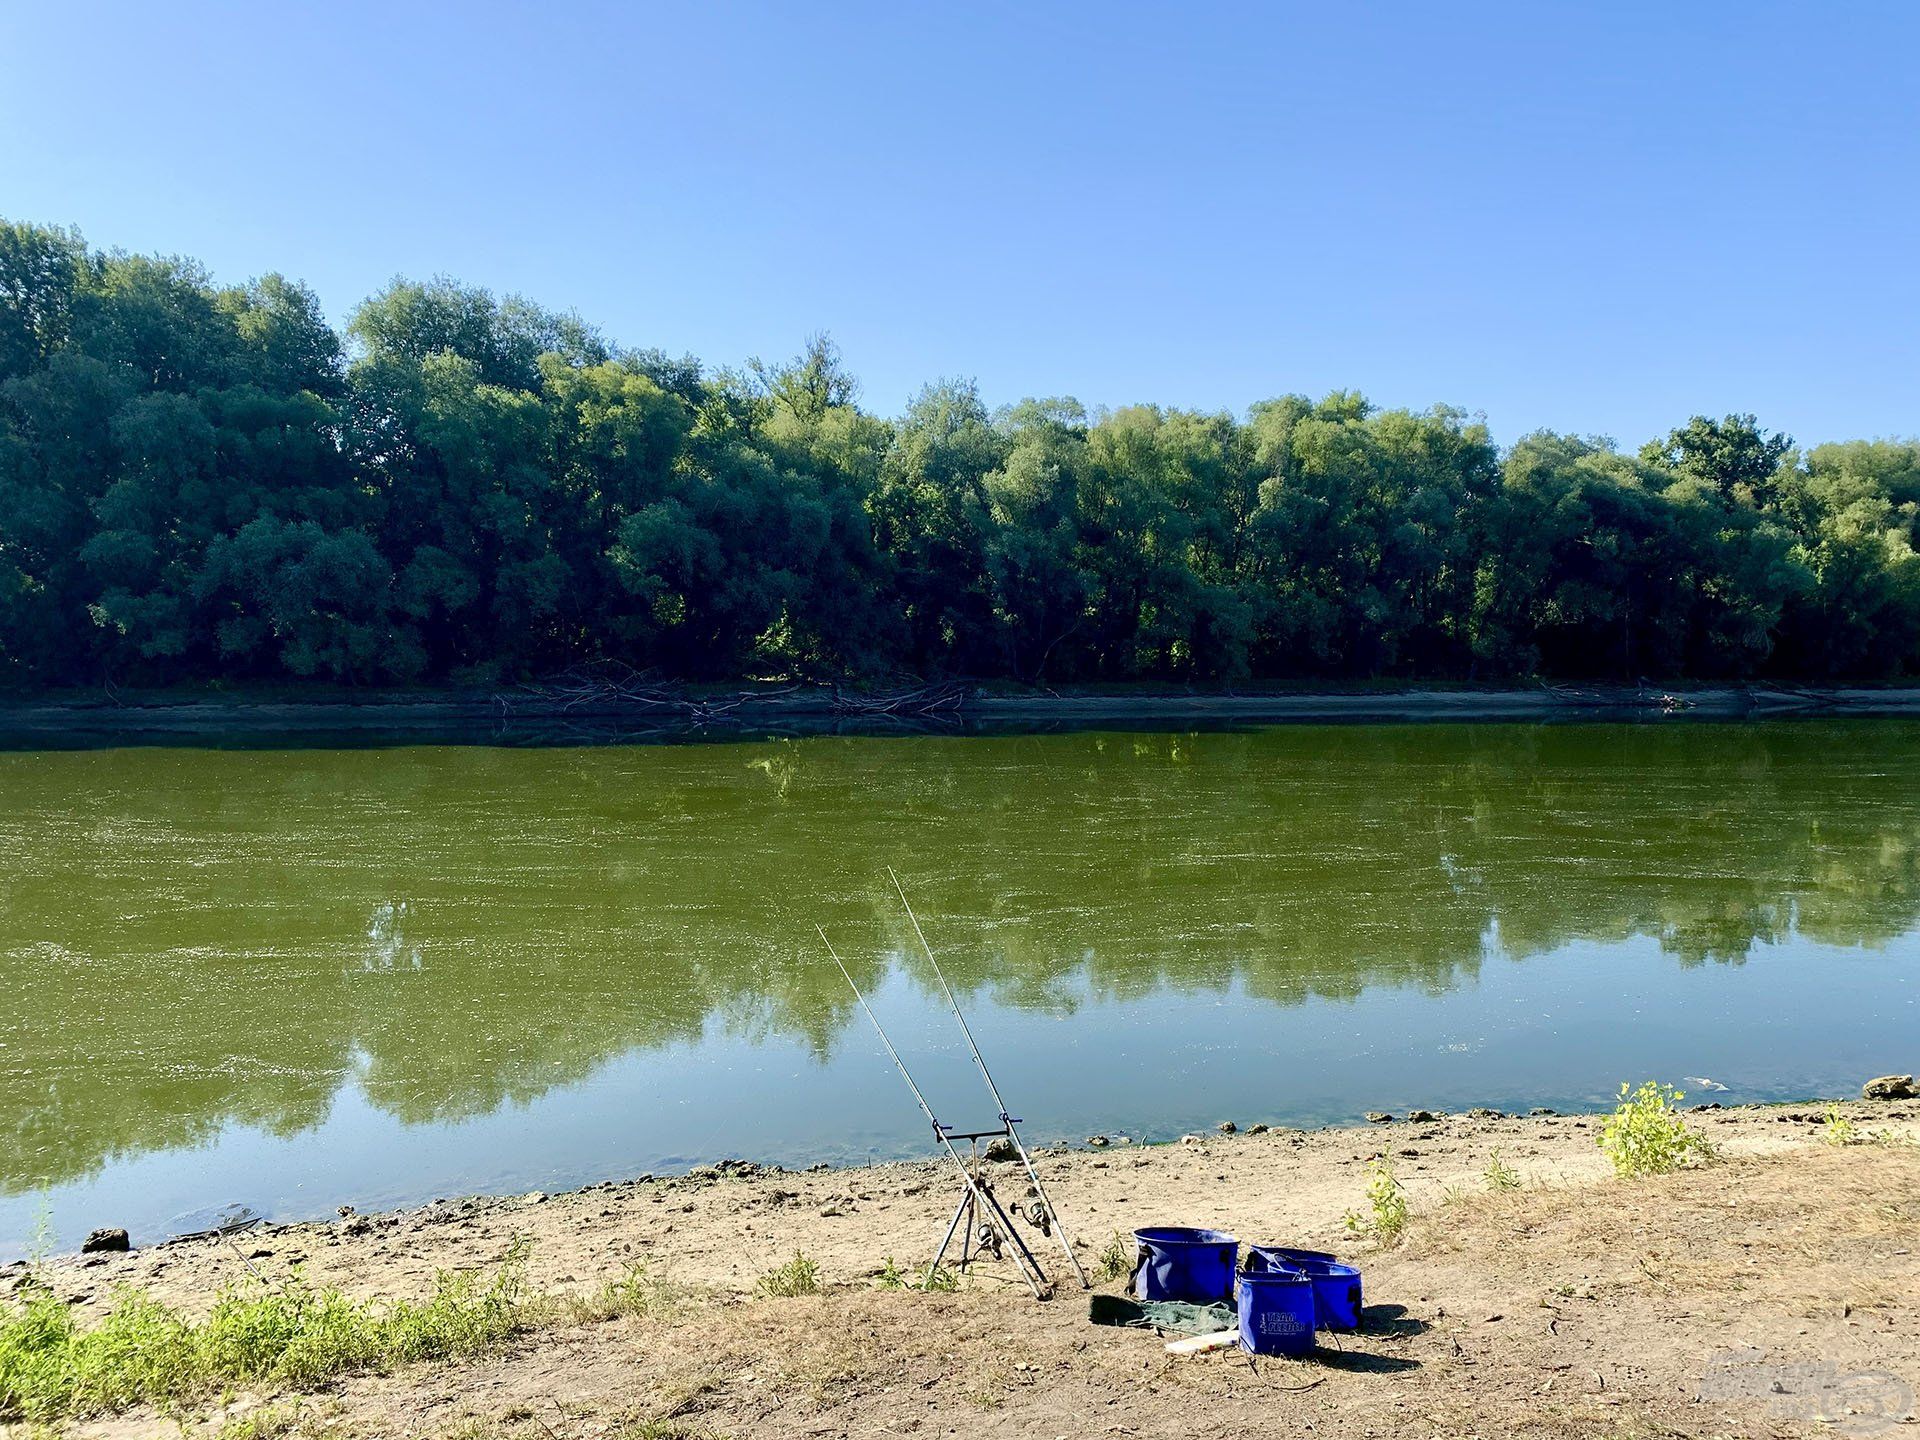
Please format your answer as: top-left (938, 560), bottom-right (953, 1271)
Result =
top-left (1642, 414), bottom-right (1792, 506)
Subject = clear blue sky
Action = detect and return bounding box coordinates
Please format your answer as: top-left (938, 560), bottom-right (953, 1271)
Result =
top-left (3, 1), bottom-right (1915, 448)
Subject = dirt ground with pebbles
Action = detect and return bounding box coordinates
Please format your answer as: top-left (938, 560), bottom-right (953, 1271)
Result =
top-left (14, 1097), bottom-right (1920, 1440)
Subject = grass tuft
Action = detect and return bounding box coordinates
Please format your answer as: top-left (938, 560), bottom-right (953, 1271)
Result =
top-left (0, 1240), bottom-right (530, 1423)
top-left (1484, 1150), bottom-right (1522, 1192)
top-left (547, 1262), bottom-right (676, 1325)
top-left (919, 1264), bottom-right (961, 1294)
top-left (869, 1255), bottom-right (962, 1294)
top-left (753, 1251), bottom-right (820, 1298)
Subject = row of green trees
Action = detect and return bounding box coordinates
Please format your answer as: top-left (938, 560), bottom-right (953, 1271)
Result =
top-left (3, 219), bottom-right (1917, 688)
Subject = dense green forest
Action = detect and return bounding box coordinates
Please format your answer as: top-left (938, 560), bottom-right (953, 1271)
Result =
top-left (2, 219), bottom-right (1917, 689)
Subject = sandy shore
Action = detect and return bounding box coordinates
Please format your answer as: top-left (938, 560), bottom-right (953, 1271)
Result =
top-left (14, 1096), bottom-right (1919, 1439)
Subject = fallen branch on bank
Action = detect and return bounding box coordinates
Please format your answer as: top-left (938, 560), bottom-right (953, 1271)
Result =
top-left (829, 681), bottom-right (970, 717)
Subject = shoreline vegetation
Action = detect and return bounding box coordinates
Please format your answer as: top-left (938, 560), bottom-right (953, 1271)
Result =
top-left (7, 1091), bottom-right (1916, 1437)
top-left (8, 680), bottom-right (1920, 743)
top-left (6, 220), bottom-right (1920, 703)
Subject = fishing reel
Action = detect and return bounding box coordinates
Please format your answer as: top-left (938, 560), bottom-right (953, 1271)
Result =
top-left (1022, 1197), bottom-right (1052, 1235)
top-left (975, 1221), bottom-right (1004, 1259)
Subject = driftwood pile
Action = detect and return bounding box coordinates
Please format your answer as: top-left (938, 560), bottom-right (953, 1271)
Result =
top-left (827, 680), bottom-right (968, 717)
top-left (502, 662), bottom-right (797, 724)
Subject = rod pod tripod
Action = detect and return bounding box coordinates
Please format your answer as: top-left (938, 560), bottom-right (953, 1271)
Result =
top-left (927, 1125), bottom-right (1050, 1287)
top-left (887, 869), bottom-right (1091, 1292)
top-left (816, 923), bottom-right (1068, 1300)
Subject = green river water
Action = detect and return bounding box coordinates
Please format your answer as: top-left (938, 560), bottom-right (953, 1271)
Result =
top-left (2, 719), bottom-right (1916, 1256)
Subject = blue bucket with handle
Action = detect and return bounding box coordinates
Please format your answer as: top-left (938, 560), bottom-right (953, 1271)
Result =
top-left (1288, 1258), bottom-right (1364, 1330)
top-left (1236, 1267), bottom-right (1316, 1355)
top-left (1131, 1227), bottom-right (1238, 1303)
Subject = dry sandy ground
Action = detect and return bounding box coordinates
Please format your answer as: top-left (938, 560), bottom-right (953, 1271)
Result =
top-left (12, 1099), bottom-right (1920, 1440)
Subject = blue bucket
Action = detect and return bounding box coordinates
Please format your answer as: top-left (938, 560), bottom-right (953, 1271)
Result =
top-left (1289, 1258), bottom-right (1364, 1330)
top-left (1131, 1227), bottom-right (1238, 1303)
top-left (1236, 1268), bottom-right (1316, 1355)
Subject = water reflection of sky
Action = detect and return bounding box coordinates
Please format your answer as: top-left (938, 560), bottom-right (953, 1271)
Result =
top-left (6, 924), bottom-right (1913, 1259)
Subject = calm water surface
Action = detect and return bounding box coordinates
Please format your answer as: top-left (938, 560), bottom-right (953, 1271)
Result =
top-left (3, 721), bottom-right (1917, 1256)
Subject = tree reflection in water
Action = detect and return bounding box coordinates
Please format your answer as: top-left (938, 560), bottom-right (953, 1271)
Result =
top-left (2, 720), bottom-right (1916, 1195)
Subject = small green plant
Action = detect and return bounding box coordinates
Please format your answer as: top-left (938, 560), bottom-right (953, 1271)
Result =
top-left (26, 1200), bottom-right (53, 1271)
top-left (919, 1264), bottom-right (961, 1294)
top-left (754, 1251), bottom-right (820, 1298)
top-left (1597, 1081), bottom-right (1717, 1178)
top-left (1343, 1159), bottom-right (1409, 1247)
top-left (1091, 1231), bottom-right (1132, 1284)
top-left (871, 1256), bottom-right (962, 1293)
top-left (1821, 1102), bottom-right (1859, 1147)
top-left (1484, 1150), bottom-right (1522, 1191)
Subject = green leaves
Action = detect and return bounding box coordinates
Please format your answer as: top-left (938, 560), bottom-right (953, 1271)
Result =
top-left (0, 220), bottom-right (88, 383)
top-left (2, 216), bottom-right (1918, 691)
top-left (1597, 1081), bottom-right (1717, 1178)
top-left (1641, 414), bottom-right (1792, 505)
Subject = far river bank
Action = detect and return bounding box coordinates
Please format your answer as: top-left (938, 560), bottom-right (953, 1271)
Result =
top-left (5, 680), bottom-right (1920, 746)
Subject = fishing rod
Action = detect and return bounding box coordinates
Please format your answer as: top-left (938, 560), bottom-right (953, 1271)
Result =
top-left (885, 869), bottom-right (1091, 1290)
top-left (814, 926), bottom-right (1051, 1299)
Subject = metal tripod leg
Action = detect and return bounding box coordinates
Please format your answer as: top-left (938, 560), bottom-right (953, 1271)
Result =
top-left (928, 1172), bottom-right (1050, 1299)
top-left (928, 1186), bottom-right (971, 1280)
top-left (931, 1141), bottom-right (979, 1279)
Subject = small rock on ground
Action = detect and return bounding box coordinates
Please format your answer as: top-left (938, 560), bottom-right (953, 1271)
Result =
top-left (1862, 1074), bottom-right (1915, 1100)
